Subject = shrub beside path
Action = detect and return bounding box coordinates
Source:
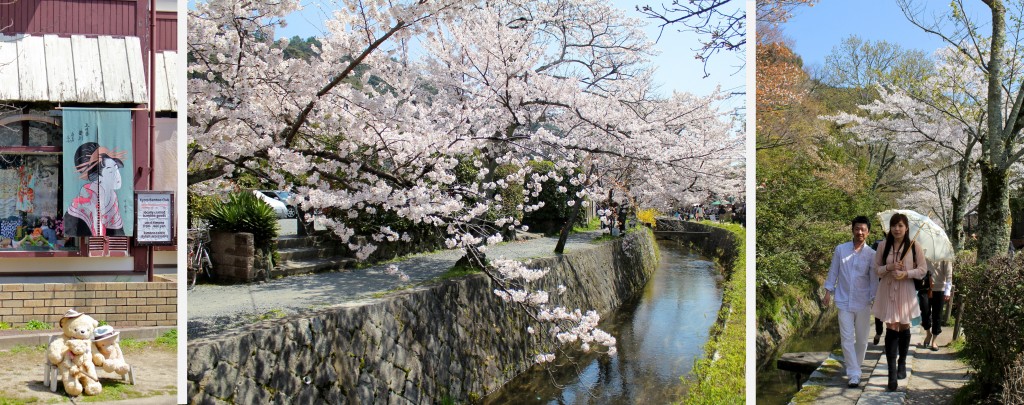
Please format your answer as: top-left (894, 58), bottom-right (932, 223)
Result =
top-left (187, 231), bottom-right (602, 339)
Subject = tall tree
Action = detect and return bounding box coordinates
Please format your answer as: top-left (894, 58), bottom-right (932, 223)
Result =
top-left (899, 0), bottom-right (1024, 261)
top-left (189, 0), bottom-right (741, 362)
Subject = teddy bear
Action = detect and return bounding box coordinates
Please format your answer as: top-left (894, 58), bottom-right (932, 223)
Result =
top-left (92, 325), bottom-right (130, 375)
top-left (46, 309), bottom-right (102, 396)
top-left (59, 339), bottom-right (101, 396)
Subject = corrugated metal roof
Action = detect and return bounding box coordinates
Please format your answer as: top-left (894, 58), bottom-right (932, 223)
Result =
top-left (0, 34), bottom-right (148, 104)
top-left (154, 51), bottom-right (178, 112)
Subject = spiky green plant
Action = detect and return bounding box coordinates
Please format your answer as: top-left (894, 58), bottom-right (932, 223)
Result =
top-left (205, 191), bottom-right (280, 252)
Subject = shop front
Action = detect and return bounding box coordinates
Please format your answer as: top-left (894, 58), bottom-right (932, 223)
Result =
top-left (0, 0), bottom-right (178, 327)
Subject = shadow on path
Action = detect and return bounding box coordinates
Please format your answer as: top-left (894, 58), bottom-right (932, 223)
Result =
top-left (187, 232), bottom-right (600, 339)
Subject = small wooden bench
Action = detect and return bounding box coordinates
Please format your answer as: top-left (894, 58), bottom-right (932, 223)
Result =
top-left (777, 351), bottom-right (830, 389)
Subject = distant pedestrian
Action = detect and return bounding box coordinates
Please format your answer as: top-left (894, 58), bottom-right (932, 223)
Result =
top-left (918, 259), bottom-right (952, 351)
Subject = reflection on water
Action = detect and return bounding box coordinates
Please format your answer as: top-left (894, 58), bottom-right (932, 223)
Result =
top-left (483, 240), bottom-right (723, 404)
top-left (755, 313), bottom-right (840, 405)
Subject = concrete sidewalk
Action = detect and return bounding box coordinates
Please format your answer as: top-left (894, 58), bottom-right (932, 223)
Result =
top-left (790, 325), bottom-right (971, 404)
top-left (187, 231), bottom-right (603, 339)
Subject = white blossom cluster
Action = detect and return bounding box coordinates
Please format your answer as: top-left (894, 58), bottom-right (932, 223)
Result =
top-left (383, 264), bottom-right (411, 282)
top-left (188, 0), bottom-right (739, 367)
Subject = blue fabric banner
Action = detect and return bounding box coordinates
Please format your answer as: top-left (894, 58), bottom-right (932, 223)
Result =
top-left (61, 108), bottom-right (134, 237)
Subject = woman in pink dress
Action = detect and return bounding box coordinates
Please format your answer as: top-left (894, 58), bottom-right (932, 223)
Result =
top-left (872, 212), bottom-right (927, 391)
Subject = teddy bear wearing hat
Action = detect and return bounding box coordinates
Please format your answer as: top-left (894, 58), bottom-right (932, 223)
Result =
top-left (46, 309), bottom-right (102, 396)
top-left (92, 325), bottom-right (130, 376)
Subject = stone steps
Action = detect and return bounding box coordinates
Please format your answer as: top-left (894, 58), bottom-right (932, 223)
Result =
top-left (277, 246), bottom-right (345, 262)
top-left (272, 257), bottom-right (354, 278)
top-left (276, 235), bottom-right (325, 250)
top-left (272, 235), bottom-right (352, 277)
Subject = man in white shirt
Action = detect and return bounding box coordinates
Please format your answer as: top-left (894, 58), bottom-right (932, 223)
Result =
top-left (824, 216), bottom-right (878, 388)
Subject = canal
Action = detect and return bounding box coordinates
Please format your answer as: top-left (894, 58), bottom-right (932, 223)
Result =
top-left (483, 239), bottom-right (724, 404)
top-left (755, 313), bottom-right (840, 405)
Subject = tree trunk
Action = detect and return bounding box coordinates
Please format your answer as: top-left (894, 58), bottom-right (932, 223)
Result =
top-left (976, 163), bottom-right (1011, 261)
top-left (553, 198), bottom-right (581, 254)
top-left (978, 0), bottom-right (1011, 263)
top-left (555, 164), bottom-right (596, 254)
top-left (949, 158), bottom-right (971, 251)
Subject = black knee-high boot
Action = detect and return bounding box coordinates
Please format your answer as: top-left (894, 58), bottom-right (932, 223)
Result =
top-left (897, 328), bottom-right (911, 379)
top-left (885, 329), bottom-right (899, 391)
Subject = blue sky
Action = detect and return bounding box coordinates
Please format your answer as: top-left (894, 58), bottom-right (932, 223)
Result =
top-left (274, 0), bottom-right (745, 101)
top-left (782, 0), bottom-right (992, 70)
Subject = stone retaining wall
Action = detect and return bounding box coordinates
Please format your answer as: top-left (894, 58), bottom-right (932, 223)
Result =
top-left (0, 282), bottom-right (177, 327)
top-left (654, 219), bottom-right (739, 273)
top-left (187, 229), bottom-right (658, 404)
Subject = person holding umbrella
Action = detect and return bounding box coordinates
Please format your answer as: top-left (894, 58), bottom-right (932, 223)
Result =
top-left (873, 212), bottom-right (927, 391)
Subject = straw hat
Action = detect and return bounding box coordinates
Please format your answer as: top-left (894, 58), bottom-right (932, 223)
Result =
top-left (93, 325), bottom-right (120, 343)
top-left (58, 309), bottom-right (84, 328)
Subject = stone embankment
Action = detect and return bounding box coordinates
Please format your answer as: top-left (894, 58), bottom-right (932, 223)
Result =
top-left (187, 229), bottom-right (658, 404)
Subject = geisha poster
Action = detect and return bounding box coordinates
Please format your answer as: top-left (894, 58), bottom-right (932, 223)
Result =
top-left (61, 108), bottom-right (134, 237)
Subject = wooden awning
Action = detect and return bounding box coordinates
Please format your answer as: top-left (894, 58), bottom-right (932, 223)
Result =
top-left (153, 51), bottom-right (178, 112)
top-left (0, 34), bottom-right (148, 104)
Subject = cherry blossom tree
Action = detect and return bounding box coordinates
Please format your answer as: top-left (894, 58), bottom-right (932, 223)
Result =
top-left (824, 47), bottom-right (984, 249)
top-left (898, 0), bottom-right (1024, 260)
top-left (189, 0), bottom-right (741, 362)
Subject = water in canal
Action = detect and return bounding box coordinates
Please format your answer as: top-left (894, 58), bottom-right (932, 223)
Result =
top-left (483, 240), bottom-right (724, 404)
top-left (755, 313), bottom-right (840, 405)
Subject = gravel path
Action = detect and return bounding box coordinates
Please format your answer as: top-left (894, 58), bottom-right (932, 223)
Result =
top-left (187, 231), bottom-right (602, 339)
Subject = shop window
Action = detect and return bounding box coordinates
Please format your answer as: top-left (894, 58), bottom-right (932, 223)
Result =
top-left (0, 110), bottom-right (78, 252)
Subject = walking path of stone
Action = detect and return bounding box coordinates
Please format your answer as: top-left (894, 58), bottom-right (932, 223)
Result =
top-left (792, 325), bottom-right (971, 404)
top-left (904, 330), bottom-right (970, 404)
top-left (187, 231), bottom-right (602, 339)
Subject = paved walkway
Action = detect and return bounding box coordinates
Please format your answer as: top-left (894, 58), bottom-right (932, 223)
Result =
top-left (187, 232), bottom-right (602, 339)
top-left (792, 325), bottom-right (971, 404)
top-left (905, 330), bottom-right (970, 404)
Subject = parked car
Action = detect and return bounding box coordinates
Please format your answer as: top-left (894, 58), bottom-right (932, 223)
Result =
top-left (252, 190), bottom-right (291, 219)
top-left (258, 190), bottom-right (298, 218)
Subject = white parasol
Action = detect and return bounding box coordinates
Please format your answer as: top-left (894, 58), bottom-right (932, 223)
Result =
top-left (876, 209), bottom-right (955, 262)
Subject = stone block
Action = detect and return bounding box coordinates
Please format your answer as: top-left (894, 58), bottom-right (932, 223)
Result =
top-left (32, 291), bottom-right (53, 299)
top-left (234, 377), bottom-right (269, 405)
top-left (43, 283), bottom-right (65, 292)
top-left (203, 362), bottom-right (240, 399)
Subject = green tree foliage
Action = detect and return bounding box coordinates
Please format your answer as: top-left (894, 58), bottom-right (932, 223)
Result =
top-left (522, 161), bottom-right (583, 221)
top-left (280, 36), bottom-right (322, 60)
top-left (756, 39), bottom-right (894, 326)
top-left (819, 35), bottom-right (934, 98)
